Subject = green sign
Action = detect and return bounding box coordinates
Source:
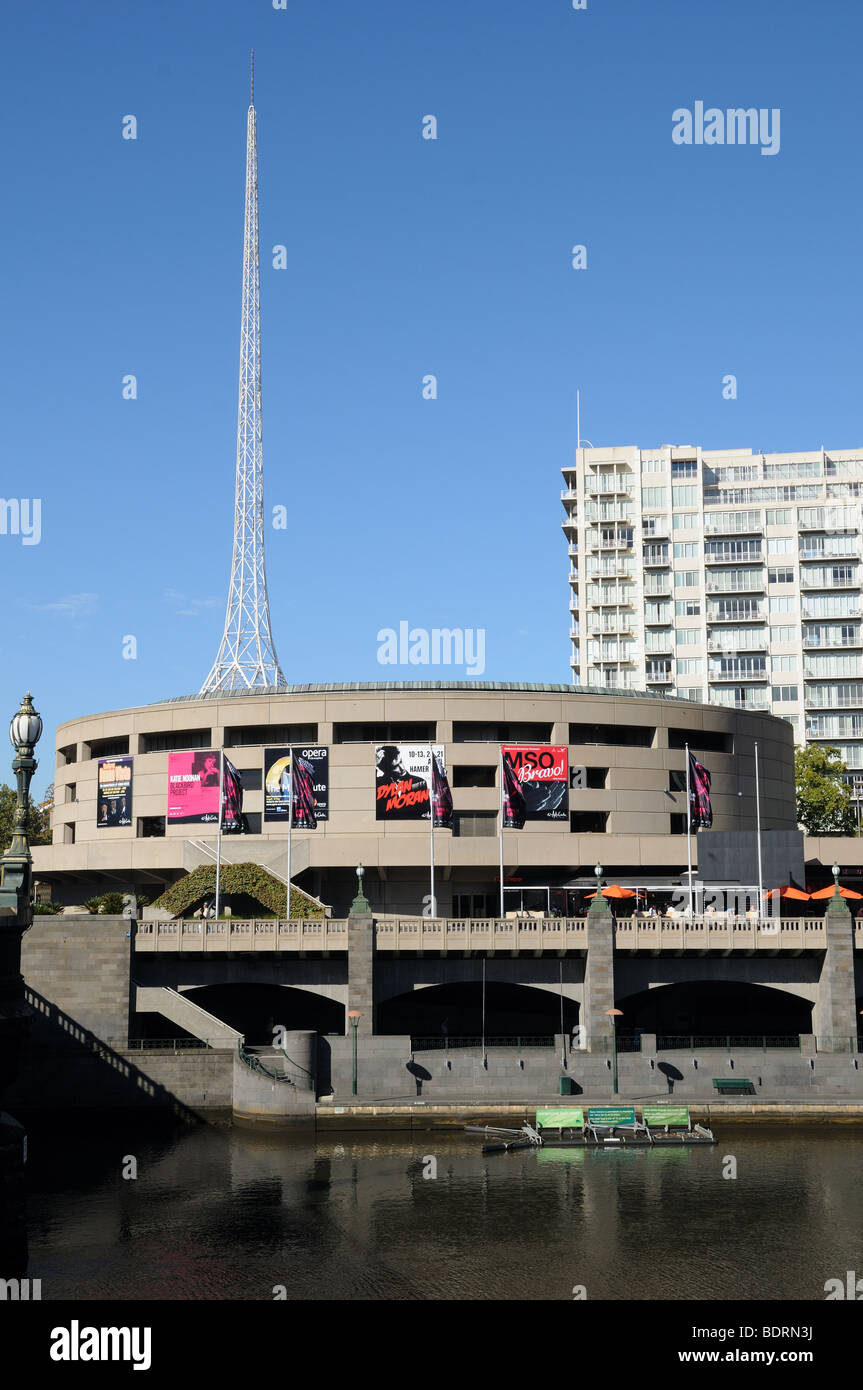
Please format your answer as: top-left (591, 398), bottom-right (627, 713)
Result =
top-left (536, 1107), bottom-right (584, 1130)
top-left (643, 1106), bottom-right (690, 1128)
top-left (587, 1106), bottom-right (636, 1127)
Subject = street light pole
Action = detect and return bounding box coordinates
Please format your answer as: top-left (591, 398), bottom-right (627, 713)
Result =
top-left (347, 1011), bottom-right (363, 1096)
top-left (606, 1007), bottom-right (623, 1096)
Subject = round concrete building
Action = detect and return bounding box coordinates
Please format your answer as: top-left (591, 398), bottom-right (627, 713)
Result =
top-left (36, 682), bottom-right (797, 915)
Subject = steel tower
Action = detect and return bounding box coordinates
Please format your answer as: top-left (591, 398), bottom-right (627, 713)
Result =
top-left (200, 55), bottom-right (286, 694)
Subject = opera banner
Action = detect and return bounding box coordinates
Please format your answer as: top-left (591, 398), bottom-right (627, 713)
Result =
top-left (501, 745), bottom-right (569, 822)
top-left (375, 743), bottom-right (447, 821)
top-left (263, 747), bottom-right (329, 824)
top-left (97, 756), bottom-right (133, 828)
top-left (166, 750), bottom-right (222, 825)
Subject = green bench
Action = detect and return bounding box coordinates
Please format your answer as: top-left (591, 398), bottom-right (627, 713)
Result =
top-left (712, 1078), bottom-right (755, 1095)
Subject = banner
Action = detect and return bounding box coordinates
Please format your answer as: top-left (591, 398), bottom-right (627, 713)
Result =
top-left (501, 745), bottom-right (568, 824)
top-left (587, 1106), bottom-right (637, 1127)
top-left (97, 756), bottom-right (133, 828)
top-left (642, 1106), bottom-right (691, 1128)
top-left (375, 744), bottom-right (446, 821)
top-left (167, 751), bottom-right (222, 824)
top-left (688, 752), bottom-right (713, 830)
top-left (431, 748), bottom-right (454, 830)
top-left (536, 1108), bottom-right (584, 1130)
top-left (263, 747), bottom-right (329, 824)
top-left (221, 756), bottom-right (245, 833)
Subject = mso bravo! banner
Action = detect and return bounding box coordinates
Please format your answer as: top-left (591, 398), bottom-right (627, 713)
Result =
top-left (97, 756), bottom-right (133, 828)
top-left (501, 745), bottom-right (569, 822)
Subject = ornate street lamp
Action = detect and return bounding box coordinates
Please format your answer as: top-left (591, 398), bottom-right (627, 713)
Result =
top-left (0, 692), bottom-right (42, 1278)
top-left (347, 1010), bottom-right (363, 1096)
top-left (588, 861), bottom-right (611, 917)
top-left (6, 692), bottom-right (43, 860)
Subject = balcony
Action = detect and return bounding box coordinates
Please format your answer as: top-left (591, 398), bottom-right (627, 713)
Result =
top-left (645, 640), bottom-right (674, 657)
top-left (707, 633), bottom-right (768, 652)
top-left (645, 668), bottom-right (673, 683)
top-left (587, 531), bottom-right (634, 552)
top-left (644, 579), bottom-right (672, 597)
top-left (704, 517), bottom-right (763, 537)
top-left (705, 547), bottom-right (763, 564)
top-left (589, 588), bottom-right (634, 607)
top-left (707, 612), bottom-right (765, 626)
top-left (561, 515), bottom-right (578, 533)
top-left (708, 667), bottom-right (768, 682)
top-left (568, 544), bottom-right (578, 559)
top-left (584, 473), bottom-right (633, 496)
top-left (802, 632), bottom-right (863, 650)
top-left (706, 575), bottom-right (765, 594)
top-left (561, 488), bottom-right (579, 502)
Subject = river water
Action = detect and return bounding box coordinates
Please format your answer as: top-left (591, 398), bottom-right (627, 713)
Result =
top-left (22, 1118), bottom-right (863, 1301)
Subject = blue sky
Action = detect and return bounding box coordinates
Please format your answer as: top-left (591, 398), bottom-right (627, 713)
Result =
top-left (1, 0), bottom-right (861, 795)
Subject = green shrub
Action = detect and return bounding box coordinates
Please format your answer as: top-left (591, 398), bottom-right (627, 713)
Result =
top-left (32, 901), bottom-right (63, 915)
top-left (153, 862), bottom-right (327, 920)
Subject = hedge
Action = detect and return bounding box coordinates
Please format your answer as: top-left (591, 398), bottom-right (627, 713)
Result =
top-left (152, 862), bottom-right (326, 919)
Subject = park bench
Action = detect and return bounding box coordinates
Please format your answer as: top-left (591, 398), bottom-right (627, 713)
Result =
top-left (712, 1077), bottom-right (755, 1095)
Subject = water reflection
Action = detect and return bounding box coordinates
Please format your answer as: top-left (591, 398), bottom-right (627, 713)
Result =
top-left (22, 1119), bottom-right (863, 1301)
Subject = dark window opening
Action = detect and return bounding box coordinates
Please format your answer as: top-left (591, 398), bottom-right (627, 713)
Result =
top-left (452, 765), bottom-right (496, 788)
top-left (584, 766), bottom-right (608, 789)
top-left (569, 723), bottom-right (654, 748)
top-left (57, 744), bottom-right (77, 767)
top-left (224, 724), bottom-right (317, 747)
top-left (453, 812), bottom-right (498, 838)
top-left (138, 817), bottom-right (165, 838)
top-left (334, 722), bottom-right (435, 744)
top-left (238, 768), bottom-right (262, 792)
top-left (85, 736), bottom-right (130, 760)
top-left (140, 729), bottom-right (212, 754)
top-left (668, 728), bottom-right (732, 754)
top-left (453, 722), bottom-right (553, 743)
top-left (670, 813), bottom-right (688, 835)
top-left (63, 823), bottom-right (76, 845)
top-left (570, 811), bottom-right (609, 833)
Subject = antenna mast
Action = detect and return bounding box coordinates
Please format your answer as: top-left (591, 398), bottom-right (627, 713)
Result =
top-left (200, 64), bottom-right (287, 694)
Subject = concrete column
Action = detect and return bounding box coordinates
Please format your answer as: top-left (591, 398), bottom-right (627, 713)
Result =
top-left (813, 892), bottom-right (858, 1052)
top-left (347, 912), bottom-right (374, 1035)
top-left (583, 904), bottom-right (616, 1052)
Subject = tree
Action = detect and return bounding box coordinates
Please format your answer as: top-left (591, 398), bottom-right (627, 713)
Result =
top-left (0, 782), bottom-right (53, 854)
top-left (795, 745), bottom-right (856, 835)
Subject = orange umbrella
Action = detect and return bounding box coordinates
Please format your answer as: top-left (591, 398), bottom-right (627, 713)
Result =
top-left (766, 885), bottom-right (811, 900)
top-left (586, 884), bottom-right (637, 899)
top-left (810, 883), bottom-right (863, 900)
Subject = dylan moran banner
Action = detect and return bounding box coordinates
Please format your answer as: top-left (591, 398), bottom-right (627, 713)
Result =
top-left (97, 756), bottom-right (133, 828)
top-left (501, 745), bottom-right (569, 822)
top-left (376, 743), bottom-right (446, 821)
top-left (166, 751), bottom-right (221, 825)
top-left (263, 747), bottom-right (329, 824)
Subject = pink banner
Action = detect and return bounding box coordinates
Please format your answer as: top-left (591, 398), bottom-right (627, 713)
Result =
top-left (167, 751), bottom-right (221, 824)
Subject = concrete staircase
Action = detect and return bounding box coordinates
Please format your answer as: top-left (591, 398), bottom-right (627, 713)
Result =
top-left (134, 984), bottom-right (242, 1046)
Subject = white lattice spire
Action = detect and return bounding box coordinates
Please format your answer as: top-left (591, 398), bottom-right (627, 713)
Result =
top-left (201, 54), bottom-right (286, 694)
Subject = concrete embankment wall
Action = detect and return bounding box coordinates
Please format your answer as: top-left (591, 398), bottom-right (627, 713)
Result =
top-left (321, 1036), bottom-right (863, 1102)
top-left (233, 1035), bottom-right (317, 1127)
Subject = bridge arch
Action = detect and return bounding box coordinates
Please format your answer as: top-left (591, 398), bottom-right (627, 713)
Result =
top-left (180, 982), bottom-right (344, 1043)
top-left (614, 979), bottom-right (813, 1037)
top-left (377, 980), bottom-right (579, 1038)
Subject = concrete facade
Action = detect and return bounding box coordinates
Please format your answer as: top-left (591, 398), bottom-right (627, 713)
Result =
top-left (34, 683), bottom-right (800, 916)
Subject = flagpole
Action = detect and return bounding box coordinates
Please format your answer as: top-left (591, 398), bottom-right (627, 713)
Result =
top-left (755, 740), bottom-right (764, 921)
top-left (685, 743), bottom-right (693, 917)
top-left (214, 748), bottom-right (224, 919)
top-left (286, 748), bottom-right (293, 922)
top-left (429, 744), bottom-right (436, 917)
top-left (498, 746), bottom-right (505, 919)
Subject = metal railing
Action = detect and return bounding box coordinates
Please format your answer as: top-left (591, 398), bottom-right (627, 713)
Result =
top-left (109, 1037), bottom-right (230, 1052)
top-left (656, 1035), bottom-right (801, 1052)
top-left (411, 1035), bottom-right (555, 1051)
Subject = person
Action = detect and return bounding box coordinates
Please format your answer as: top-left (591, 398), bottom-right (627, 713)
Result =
top-left (648, 905), bottom-right (658, 918)
top-left (705, 904), bottom-right (716, 918)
